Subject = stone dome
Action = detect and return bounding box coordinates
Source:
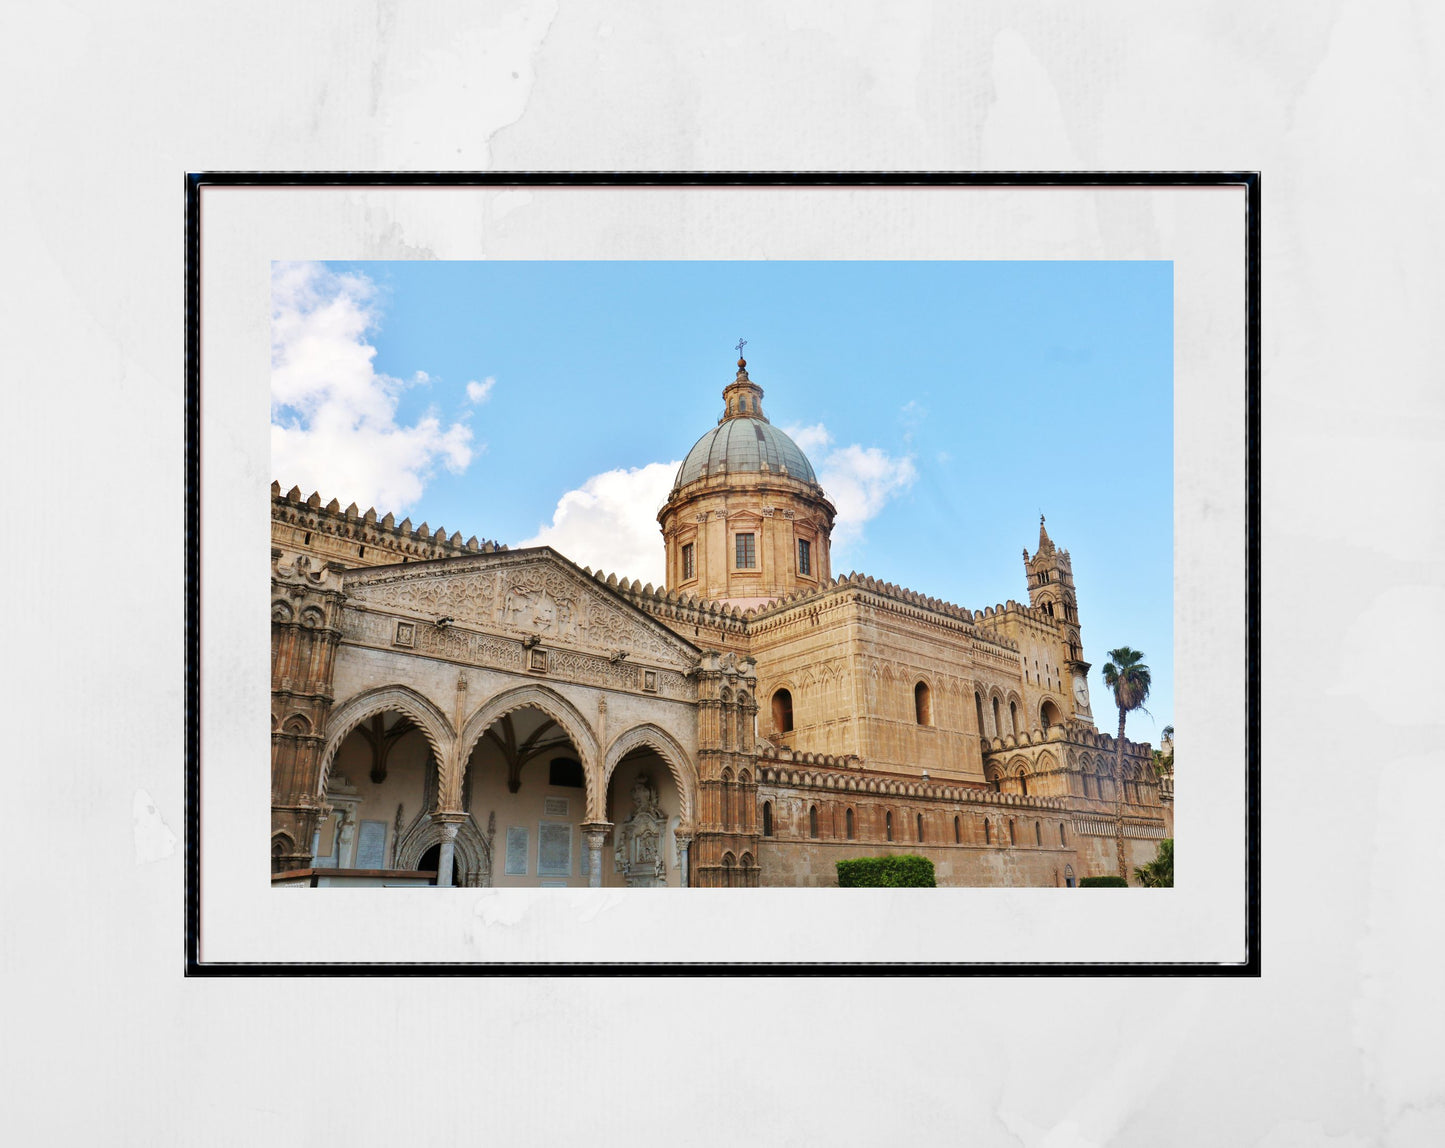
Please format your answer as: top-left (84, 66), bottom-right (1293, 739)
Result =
top-left (675, 417), bottom-right (818, 488)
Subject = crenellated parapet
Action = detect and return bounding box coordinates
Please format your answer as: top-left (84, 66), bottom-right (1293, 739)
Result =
top-left (271, 482), bottom-right (506, 569)
top-left (755, 746), bottom-right (1068, 811)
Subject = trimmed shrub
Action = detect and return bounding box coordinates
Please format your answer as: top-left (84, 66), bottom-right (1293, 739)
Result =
top-left (1079, 875), bottom-right (1129, 887)
top-left (836, 855), bottom-right (936, 887)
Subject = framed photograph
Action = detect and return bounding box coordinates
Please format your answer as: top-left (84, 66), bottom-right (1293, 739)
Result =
top-left (189, 173), bottom-right (1258, 972)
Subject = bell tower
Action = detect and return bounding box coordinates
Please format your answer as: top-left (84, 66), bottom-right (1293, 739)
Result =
top-left (1025, 516), bottom-right (1092, 721)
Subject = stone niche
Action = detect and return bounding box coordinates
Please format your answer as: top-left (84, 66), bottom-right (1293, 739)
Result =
top-left (613, 772), bottom-right (671, 887)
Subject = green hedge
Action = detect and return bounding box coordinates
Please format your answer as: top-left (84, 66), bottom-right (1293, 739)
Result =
top-left (836, 855), bottom-right (936, 887)
top-left (1079, 875), bottom-right (1129, 887)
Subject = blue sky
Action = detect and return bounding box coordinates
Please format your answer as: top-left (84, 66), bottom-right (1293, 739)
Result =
top-left (272, 259), bottom-right (1173, 739)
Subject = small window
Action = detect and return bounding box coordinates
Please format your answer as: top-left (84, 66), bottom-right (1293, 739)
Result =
top-left (992, 697), bottom-right (1001, 733)
top-left (798, 538), bottom-right (811, 575)
top-left (1060, 823), bottom-right (1067, 846)
top-left (762, 801), bottom-right (773, 837)
top-left (916, 813), bottom-right (924, 842)
top-left (846, 808), bottom-right (855, 839)
top-left (885, 811), bottom-right (893, 842)
top-left (809, 805), bottom-right (818, 839)
top-left (772, 688), bottom-right (794, 733)
top-left (1009, 819), bottom-right (1017, 846)
top-left (954, 815), bottom-right (961, 844)
top-left (548, 758), bottom-right (584, 788)
top-left (975, 692), bottom-right (986, 735)
top-left (681, 542), bottom-right (695, 580)
top-left (914, 681), bottom-right (932, 725)
top-left (1009, 701), bottom-right (1018, 734)
top-left (985, 819), bottom-right (992, 845)
top-left (735, 532), bottom-right (756, 569)
top-left (1035, 821), bottom-right (1042, 846)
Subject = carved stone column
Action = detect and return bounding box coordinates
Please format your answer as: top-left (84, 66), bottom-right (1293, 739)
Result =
top-left (674, 827), bottom-right (694, 888)
top-left (581, 821), bottom-right (612, 888)
top-left (432, 812), bottom-right (467, 887)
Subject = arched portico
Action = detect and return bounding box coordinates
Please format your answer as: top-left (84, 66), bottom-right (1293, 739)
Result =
top-left (456, 683), bottom-right (601, 812)
top-left (601, 723), bottom-right (696, 824)
top-left (317, 685), bottom-right (455, 800)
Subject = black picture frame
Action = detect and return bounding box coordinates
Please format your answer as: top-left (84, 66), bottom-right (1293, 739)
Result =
top-left (185, 171), bottom-right (1260, 976)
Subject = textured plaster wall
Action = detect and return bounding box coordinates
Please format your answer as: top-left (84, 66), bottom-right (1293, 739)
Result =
top-left (6, 2), bottom-right (1442, 1146)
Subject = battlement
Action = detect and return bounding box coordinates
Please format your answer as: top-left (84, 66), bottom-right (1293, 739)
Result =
top-left (755, 747), bottom-right (1069, 811)
top-left (981, 726), bottom-right (1153, 760)
top-left (271, 482), bottom-right (507, 567)
top-left (584, 566), bottom-right (752, 636)
top-left (973, 597), bottom-right (1061, 631)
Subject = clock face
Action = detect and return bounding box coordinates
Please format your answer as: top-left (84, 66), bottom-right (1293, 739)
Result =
top-left (1072, 675), bottom-right (1090, 707)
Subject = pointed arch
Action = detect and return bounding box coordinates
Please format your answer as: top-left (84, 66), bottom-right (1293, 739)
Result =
top-left (395, 813), bottom-right (495, 886)
top-left (319, 685), bottom-right (455, 799)
top-left (601, 722), bottom-right (697, 823)
top-left (457, 683), bottom-right (601, 812)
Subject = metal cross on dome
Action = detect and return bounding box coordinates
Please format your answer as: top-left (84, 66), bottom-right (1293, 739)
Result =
top-left (735, 338), bottom-right (747, 357)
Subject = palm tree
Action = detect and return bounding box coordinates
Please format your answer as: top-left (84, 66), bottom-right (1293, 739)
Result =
top-left (1134, 837), bottom-right (1173, 887)
top-left (1102, 647), bottom-right (1152, 881)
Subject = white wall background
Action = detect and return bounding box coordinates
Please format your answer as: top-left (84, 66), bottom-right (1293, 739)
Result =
top-left (2, 2), bottom-right (1440, 1144)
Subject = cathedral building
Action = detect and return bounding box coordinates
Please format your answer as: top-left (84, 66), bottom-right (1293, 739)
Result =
top-left (271, 355), bottom-right (1170, 888)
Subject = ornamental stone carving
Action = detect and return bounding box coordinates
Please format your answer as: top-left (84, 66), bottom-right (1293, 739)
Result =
top-left (343, 554), bottom-right (696, 671)
top-left (614, 773), bottom-right (670, 887)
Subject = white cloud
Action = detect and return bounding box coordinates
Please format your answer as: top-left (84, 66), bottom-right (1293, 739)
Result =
top-left (818, 443), bottom-right (918, 553)
top-left (520, 461), bottom-right (680, 584)
top-left (785, 422), bottom-right (917, 557)
top-left (466, 377), bottom-right (496, 404)
top-left (785, 422), bottom-right (834, 455)
top-left (270, 261), bottom-right (476, 512)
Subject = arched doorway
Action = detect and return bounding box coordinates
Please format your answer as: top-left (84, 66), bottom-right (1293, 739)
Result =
top-left (417, 842), bottom-right (461, 886)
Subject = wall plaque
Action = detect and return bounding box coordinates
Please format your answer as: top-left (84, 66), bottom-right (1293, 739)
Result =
top-left (355, 820), bottom-right (387, 869)
top-left (538, 822), bottom-right (572, 877)
top-left (542, 796), bottom-right (569, 817)
top-left (504, 826), bottom-right (529, 876)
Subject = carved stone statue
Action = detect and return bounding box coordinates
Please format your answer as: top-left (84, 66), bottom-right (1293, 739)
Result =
top-left (614, 773), bottom-right (669, 887)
